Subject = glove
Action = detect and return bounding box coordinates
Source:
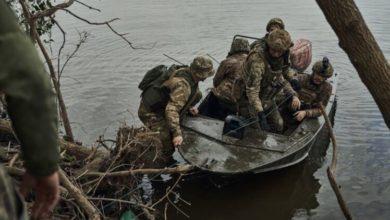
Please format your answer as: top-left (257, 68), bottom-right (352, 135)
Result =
top-left (258, 111), bottom-right (270, 131)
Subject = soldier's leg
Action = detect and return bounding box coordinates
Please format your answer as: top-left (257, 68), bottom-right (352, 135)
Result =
top-left (0, 165), bottom-right (27, 220)
top-left (267, 101), bottom-right (284, 133)
top-left (138, 101), bottom-right (175, 165)
top-left (238, 99), bottom-right (259, 129)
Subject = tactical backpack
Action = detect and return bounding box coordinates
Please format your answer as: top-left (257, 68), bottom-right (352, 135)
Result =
top-left (139, 64), bottom-right (189, 112)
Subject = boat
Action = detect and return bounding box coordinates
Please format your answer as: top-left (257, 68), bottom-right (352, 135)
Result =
top-left (178, 72), bottom-right (337, 174)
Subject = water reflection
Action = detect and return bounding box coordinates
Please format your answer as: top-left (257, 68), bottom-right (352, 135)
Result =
top-left (52, 0), bottom-right (390, 219)
top-left (169, 125), bottom-right (331, 220)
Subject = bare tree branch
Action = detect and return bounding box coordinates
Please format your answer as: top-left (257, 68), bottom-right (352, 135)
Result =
top-left (60, 30), bottom-right (89, 78)
top-left (52, 18), bottom-right (66, 80)
top-left (63, 9), bottom-right (152, 49)
top-left (18, 0), bottom-right (75, 142)
top-left (75, 0), bottom-right (101, 12)
top-left (32, 0), bottom-right (75, 19)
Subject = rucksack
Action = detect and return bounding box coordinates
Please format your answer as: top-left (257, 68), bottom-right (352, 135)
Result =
top-left (138, 64), bottom-right (187, 91)
top-left (139, 64), bottom-right (189, 112)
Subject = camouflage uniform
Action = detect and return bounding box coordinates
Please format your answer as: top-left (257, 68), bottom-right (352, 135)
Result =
top-left (240, 30), bottom-right (296, 132)
top-left (295, 59), bottom-right (333, 117)
top-left (250, 18), bottom-right (285, 51)
top-left (202, 38), bottom-right (249, 119)
top-left (0, 1), bottom-right (59, 218)
top-left (138, 57), bottom-right (213, 162)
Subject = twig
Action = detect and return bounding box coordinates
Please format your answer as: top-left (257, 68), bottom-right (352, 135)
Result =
top-left (172, 192), bottom-right (191, 206)
top-left (87, 197), bottom-right (155, 211)
top-left (164, 202), bottom-right (169, 220)
top-left (62, 9), bottom-right (148, 49)
top-left (59, 169), bottom-right (101, 220)
top-left (59, 30), bottom-right (89, 77)
top-left (52, 18), bottom-right (66, 80)
top-left (320, 104), bottom-right (353, 220)
top-left (167, 196), bottom-right (189, 218)
top-left (85, 165), bottom-right (194, 178)
top-left (75, 0), bottom-right (101, 12)
top-left (9, 153), bottom-right (19, 167)
top-left (141, 206), bottom-right (156, 220)
top-left (151, 174), bottom-right (183, 208)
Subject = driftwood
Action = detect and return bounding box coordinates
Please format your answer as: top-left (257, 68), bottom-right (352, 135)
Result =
top-left (58, 169), bottom-right (101, 220)
top-left (1, 121), bottom-right (191, 219)
top-left (84, 165), bottom-right (194, 178)
top-left (320, 104), bottom-right (353, 220)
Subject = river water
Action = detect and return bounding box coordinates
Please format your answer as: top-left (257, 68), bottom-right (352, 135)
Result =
top-left (52, 0), bottom-right (390, 219)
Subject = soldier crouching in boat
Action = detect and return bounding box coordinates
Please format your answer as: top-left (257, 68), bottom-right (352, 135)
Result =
top-left (199, 38), bottom-right (249, 120)
top-left (138, 56), bottom-right (214, 164)
top-left (292, 57), bottom-right (333, 122)
top-left (239, 29), bottom-right (301, 133)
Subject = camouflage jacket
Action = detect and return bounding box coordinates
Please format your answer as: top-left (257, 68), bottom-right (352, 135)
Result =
top-left (249, 35), bottom-right (267, 51)
top-left (296, 74), bottom-right (332, 117)
top-left (242, 49), bottom-right (297, 113)
top-left (163, 68), bottom-right (200, 137)
top-left (212, 52), bottom-right (247, 104)
top-left (0, 1), bottom-right (59, 176)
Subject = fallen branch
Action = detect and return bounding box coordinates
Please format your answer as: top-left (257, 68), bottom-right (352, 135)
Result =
top-left (59, 169), bottom-right (101, 220)
top-left (84, 164), bottom-right (194, 178)
top-left (320, 104), bottom-right (353, 220)
top-left (87, 197), bottom-right (155, 212)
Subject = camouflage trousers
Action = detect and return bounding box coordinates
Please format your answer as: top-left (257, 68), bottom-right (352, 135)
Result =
top-left (0, 165), bottom-right (27, 220)
top-left (138, 101), bottom-right (175, 164)
top-left (238, 98), bottom-right (284, 132)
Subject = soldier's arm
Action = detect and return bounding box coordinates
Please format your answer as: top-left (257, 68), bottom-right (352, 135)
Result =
top-left (305, 83), bottom-right (332, 118)
top-left (0, 2), bottom-right (59, 177)
top-left (189, 89), bottom-right (202, 107)
top-left (280, 74), bottom-right (298, 98)
top-left (244, 56), bottom-right (265, 113)
top-left (165, 78), bottom-right (191, 137)
top-left (213, 60), bottom-right (229, 87)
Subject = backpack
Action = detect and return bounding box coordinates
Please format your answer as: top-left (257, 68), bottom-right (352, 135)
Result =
top-left (138, 64), bottom-right (187, 91)
top-left (139, 64), bottom-right (189, 112)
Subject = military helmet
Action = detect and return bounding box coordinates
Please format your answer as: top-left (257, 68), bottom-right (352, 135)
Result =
top-left (312, 57), bottom-right (333, 78)
top-left (266, 18), bottom-right (285, 32)
top-left (229, 38), bottom-right (250, 55)
top-left (190, 56), bottom-right (215, 79)
top-left (266, 29), bottom-right (293, 51)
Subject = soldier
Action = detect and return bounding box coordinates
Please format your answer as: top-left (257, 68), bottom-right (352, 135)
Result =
top-left (250, 17), bottom-right (285, 51)
top-left (293, 57), bottom-right (333, 121)
top-left (138, 56), bottom-right (214, 163)
top-left (241, 29), bottom-right (301, 132)
top-left (199, 38), bottom-right (249, 120)
top-left (0, 1), bottom-right (60, 219)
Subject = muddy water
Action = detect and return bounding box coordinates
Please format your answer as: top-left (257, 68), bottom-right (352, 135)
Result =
top-left (53, 0), bottom-right (390, 219)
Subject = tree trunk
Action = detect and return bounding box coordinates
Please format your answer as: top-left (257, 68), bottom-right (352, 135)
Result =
top-left (316, 0), bottom-right (390, 129)
top-left (18, 0), bottom-right (75, 142)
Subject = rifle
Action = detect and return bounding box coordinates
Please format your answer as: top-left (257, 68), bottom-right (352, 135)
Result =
top-left (163, 53), bottom-right (185, 65)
